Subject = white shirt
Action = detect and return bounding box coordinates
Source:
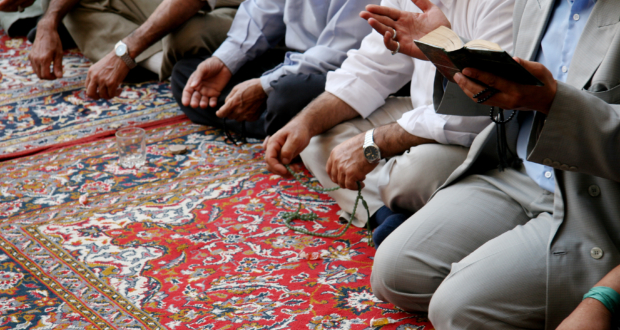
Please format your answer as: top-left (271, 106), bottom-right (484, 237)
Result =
top-left (325, 0), bottom-right (515, 147)
top-left (211, 0), bottom-right (381, 95)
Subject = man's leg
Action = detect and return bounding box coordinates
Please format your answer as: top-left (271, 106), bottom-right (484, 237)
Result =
top-left (170, 49), bottom-right (287, 138)
top-left (264, 73), bottom-right (327, 136)
top-left (63, 0), bottom-right (163, 63)
top-left (428, 213), bottom-right (552, 329)
top-left (300, 97), bottom-right (412, 227)
top-left (377, 143), bottom-right (469, 214)
top-left (160, 7), bottom-right (237, 79)
top-left (371, 167), bottom-right (554, 312)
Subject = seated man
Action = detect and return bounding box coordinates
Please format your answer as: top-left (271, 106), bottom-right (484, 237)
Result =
top-left (171, 0), bottom-right (379, 140)
top-left (265, 0), bottom-right (513, 244)
top-left (28, 0), bottom-right (239, 99)
top-left (370, 0), bottom-right (620, 329)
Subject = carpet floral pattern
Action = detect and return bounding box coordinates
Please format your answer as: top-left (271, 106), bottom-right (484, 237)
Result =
top-left (0, 122), bottom-right (431, 329)
top-left (0, 31), bottom-right (183, 160)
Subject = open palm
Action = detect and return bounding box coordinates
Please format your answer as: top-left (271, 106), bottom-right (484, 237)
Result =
top-left (182, 57), bottom-right (232, 109)
top-left (360, 0), bottom-right (451, 59)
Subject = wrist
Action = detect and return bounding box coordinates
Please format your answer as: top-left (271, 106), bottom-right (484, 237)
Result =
top-left (37, 17), bottom-right (59, 31)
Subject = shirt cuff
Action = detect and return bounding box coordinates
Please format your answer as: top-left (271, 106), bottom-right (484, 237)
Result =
top-left (260, 75), bottom-right (275, 95)
top-left (212, 41), bottom-right (251, 74)
top-left (325, 70), bottom-right (386, 118)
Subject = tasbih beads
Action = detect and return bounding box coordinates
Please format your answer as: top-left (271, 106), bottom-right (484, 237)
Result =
top-left (282, 165), bottom-right (374, 247)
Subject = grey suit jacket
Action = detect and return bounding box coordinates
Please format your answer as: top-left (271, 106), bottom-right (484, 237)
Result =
top-left (434, 0), bottom-right (620, 328)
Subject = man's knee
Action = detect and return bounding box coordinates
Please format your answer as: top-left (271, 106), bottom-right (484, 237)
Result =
top-left (379, 144), bottom-right (468, 213)
top-left (370, 228), bottom-right (438, 312)
top-left (264, 73), bottom-right (327, 135)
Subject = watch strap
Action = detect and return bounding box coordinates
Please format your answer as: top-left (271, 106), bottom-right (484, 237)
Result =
top-left (363, 129), bottom-right (375, 148)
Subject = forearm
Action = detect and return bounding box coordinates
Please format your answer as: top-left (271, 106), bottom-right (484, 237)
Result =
top-left (38, 0), bottom-right (81, 29)
top-left (374, 122), bottom-right (435, 158)
top-left (124, 0), bottom-right (204, 58)
top-left (294, 91), bottom-right (360, 137)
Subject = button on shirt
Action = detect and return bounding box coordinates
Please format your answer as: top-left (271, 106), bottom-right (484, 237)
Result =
top-left (517, 0), bottom-right (597, 193)
top-left (211, 0), bottom-right (379, 94)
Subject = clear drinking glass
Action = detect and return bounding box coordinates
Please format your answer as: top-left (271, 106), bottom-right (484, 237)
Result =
top-left (116, 127), bottom-right (146, 168)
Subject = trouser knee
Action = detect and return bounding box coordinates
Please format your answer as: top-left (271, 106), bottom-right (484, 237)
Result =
top-left (264, 73), bottom-right (327, 135)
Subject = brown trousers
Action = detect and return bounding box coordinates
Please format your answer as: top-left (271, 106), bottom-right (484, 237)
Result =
top-left (60, 0), bottom-right (239, 78)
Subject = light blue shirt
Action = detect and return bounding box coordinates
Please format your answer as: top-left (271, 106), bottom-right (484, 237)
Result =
top-left (211, 0), bottom-right (379, 95)
top-left (517, 0), bottom-right (597, 193)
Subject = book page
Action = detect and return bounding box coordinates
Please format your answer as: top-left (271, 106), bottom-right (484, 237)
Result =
top-left (418, 26), bottom-right (464, 52)
top-left (464, 39), bottom-right (502, 51)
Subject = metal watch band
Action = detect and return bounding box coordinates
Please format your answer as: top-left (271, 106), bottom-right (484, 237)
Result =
top-left (120, 54), bottom-right (137, 69)
top-left (363, 129), bottom-right (375, 147)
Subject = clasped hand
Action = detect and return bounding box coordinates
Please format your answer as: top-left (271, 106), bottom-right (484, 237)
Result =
top-left (454, 57), bottom-right (558, 115)
top-left (326, 133), bottom-right (378, 190)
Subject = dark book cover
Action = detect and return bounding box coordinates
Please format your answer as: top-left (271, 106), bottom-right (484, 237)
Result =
top-left (415, 40), bottom-right (544, 86)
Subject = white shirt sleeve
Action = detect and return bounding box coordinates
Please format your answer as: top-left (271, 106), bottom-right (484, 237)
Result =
top-left (398, 0), bottom-right (514, 146)
top-left (325, 0), bottom-right (417, 118)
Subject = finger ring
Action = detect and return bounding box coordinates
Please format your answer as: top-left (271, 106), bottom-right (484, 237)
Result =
top-left (392, 28), bottom-right (397, 40)
top-left (391, 41), bottom-right (400, 55)
top-left (17, 5), bottom-right (24, 11)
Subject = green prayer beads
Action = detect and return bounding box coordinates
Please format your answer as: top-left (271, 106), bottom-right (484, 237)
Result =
top-left (281, 164), bottom-right (374, 247)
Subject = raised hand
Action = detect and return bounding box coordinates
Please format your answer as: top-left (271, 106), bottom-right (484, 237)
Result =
top-left (326, 133), bottom-right (378, 190)
top-left (216, 78), bottom-right (267, 122)
top-left (454, 58), bottom-right (557, 115)
top-left (360, 0), bottom-right (450, 59)
top-left (182, 57), bottom-right (232, 109)
top-left (0, 0), bottom-right (35, 12)
top-left (29, 21), bottom-right (64, 80)
top-left (85, 51), bottom-right (131, 100)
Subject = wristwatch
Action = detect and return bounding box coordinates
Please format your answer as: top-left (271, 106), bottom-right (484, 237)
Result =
top-left (114, 41), bottom-right (137, 69)
top-left (362, 129), bottom-right (381, 164)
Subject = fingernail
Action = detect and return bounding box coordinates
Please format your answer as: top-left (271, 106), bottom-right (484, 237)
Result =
top-left (454, 73), bottom-right (463, 82)
top-left (462, 68), bottom-right (472, 76)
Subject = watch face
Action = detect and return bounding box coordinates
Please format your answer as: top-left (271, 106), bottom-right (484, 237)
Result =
top-left (364, 145), bottom-right (380, 162)
top-left (115, 43), bottom-right (127, 56)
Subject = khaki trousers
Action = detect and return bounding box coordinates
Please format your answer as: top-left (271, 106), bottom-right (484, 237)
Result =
top-left (300, 97), bottom-right (469, 227)
top-left (62, 0), bottom-right (238, 79)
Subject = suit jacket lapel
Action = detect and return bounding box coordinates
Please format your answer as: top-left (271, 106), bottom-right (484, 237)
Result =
top-left (514, 0), bottom-right (555, 59)
top-left (567, 0), bottom-right (620, 88)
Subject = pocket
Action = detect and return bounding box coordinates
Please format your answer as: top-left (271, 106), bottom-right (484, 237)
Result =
top-left (586, 83), bottom-right (620, 104)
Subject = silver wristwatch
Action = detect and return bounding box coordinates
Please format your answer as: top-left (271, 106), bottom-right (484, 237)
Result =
top-left (114, 41), bottom-right (137, 69)
top-left (362, 129), bottom-right (381, 164)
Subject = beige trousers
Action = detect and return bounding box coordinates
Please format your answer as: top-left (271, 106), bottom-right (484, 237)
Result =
top-left (300, 97), bottom-right (469, 227)
top-left (62, 0), bottom-right (238, 79)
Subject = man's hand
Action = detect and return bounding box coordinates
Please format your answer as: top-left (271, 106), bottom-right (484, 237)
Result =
top-left (360, 0), bottom-right (450, 59)
top-left (326, 133), bottom-right (378, 190)
top-left (182, 57), bottom-right (232, 109)
top-left (0, 0), bottom-right (35, 12)
top-left (29, 21), bottom-right (64, 80)
top-left (85, 51), bottom-right (131, 99)
top-left (454, 57), bottom-right (558, 115)
top-left (217, 78), bottom-right (267, 122)
top-left (556, 298), bottom-right (611, 330)
top-left (265, 119), bottom-right (313, 178)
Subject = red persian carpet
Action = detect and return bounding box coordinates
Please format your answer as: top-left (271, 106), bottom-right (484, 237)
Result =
top-left (0, 121), bottom-right (432, 329)
top-left (0, 30), bottom-right (184, 160)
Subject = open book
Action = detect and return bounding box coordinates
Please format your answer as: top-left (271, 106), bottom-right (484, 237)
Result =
top-left (415, 26), bottom-right (543, 86)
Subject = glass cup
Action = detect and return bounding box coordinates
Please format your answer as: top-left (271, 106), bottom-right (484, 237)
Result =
top-left (116, 127), bottom-right (146, 168)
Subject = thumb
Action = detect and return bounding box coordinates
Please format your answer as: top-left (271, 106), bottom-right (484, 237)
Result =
top-left (53, 51), bottom-right (63, 78)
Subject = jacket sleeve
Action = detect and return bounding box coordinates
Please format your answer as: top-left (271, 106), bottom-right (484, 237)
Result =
top-left (527, 82), bottom-right (620, 182)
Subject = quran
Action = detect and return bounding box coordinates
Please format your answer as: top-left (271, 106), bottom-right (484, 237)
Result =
top-left (415, 26), bottom-right (543, 86)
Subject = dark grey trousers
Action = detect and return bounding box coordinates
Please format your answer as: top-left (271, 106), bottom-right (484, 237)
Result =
top-left (171, 50), bottom-right (327, 139)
